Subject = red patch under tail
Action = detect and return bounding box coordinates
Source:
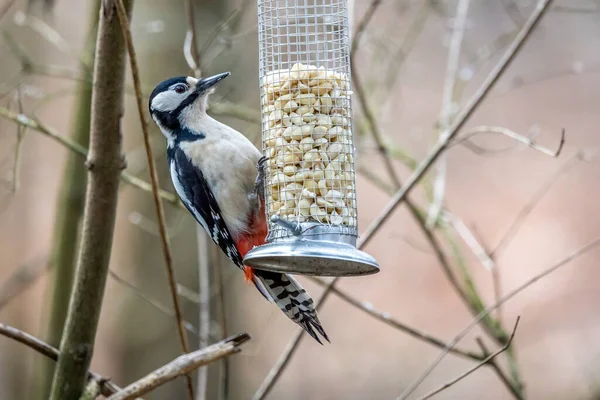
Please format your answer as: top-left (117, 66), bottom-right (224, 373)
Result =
top-left (235, 201), bottom-right (268, 283)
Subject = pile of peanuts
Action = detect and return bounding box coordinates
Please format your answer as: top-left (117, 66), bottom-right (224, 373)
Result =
top-left (260, 62), bottom-right (356, 227)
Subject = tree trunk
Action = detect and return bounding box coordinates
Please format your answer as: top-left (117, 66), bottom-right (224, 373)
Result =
top-left (33, 2), bottom-right (100, 399)
top-left (48, 1), bottom-right (133, 398)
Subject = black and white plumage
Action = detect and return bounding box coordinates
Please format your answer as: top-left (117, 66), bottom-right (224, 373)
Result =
top-left (148, 73), bottom-right (329, 344)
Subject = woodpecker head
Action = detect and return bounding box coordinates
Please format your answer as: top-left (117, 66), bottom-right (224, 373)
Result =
top-left (148, 72), bottom-right (230, 137)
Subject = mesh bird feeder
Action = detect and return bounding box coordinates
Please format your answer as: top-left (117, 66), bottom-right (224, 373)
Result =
top-left (243, 0), bottom-right (379, 277)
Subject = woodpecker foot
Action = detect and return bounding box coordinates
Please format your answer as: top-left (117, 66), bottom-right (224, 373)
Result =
top-left (271, 215), bottom-right (302, 236)
top-left (254, 155), bottom-right (268, 202)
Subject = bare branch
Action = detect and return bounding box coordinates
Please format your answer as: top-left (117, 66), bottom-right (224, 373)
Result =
top-left (350, 0), bottom-right (380, 55)
top-left (183, 0), bottom-right (201, 77)
top-left (306, 276), bottom-right (483, 361)
top-left (114, 1), bottom-right (194, 398)
top-left (399, 235), bottom-right (600, 399)
top-left (107, 333), bottom-right (251, 400)
top-left (501, 0), bottom-right (525, 27)
top-left (251, 293), bottom-right (322, 400)
top-left (215, 259), bottom-right (229, 400)
top-left (467, 224), bottom-right (504, 322)
top-left (0, 256), bottom-right (49, 311)
top-left (196, 227), bottom-right (211, 400)
top-left (0, 0), bottom-right (17, 21)
top-left (491, 150), bottom-right (591, 258)
top-left (443, 212), bottom-right (495, 271)
top-left (198, 8), bottom-right (241, 67)
top-left (426, 0), bottom-right (470, 229)
top-left (12, 11), bottom-right (75, 59)
top-left (454, 125), bottom-right (565, 157)
top-left (107, 269), bottom-right (201, 338)
top-left (476, 337), bottom-right (523, 399)
top-left (349, 0), bottom-right (401, 191)
top-left (0, 107), bottom-right (184, 207)
top-left (378, 0), bottom-right (429, 103)
top-left (11, 87), bottom-right (26, 192)
top-left (0, 323), bottom-right (122, 397)
top-left (351, 67), bottom-right (401, 190)
top-left (413, 317), bottom-right (521, 400)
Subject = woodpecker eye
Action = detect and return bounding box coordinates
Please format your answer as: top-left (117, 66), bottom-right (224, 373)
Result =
top-left (174, 84), bottom-right (188, 94)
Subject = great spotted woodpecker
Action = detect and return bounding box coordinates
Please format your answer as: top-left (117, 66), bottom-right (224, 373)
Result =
top-left (148, 72), bottom-right (328, 343)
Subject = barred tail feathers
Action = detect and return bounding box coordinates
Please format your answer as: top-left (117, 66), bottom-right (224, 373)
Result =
top-left (253, 270), bottom-right (329, 344)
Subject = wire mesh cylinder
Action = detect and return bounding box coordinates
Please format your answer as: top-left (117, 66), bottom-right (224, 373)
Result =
top-left (244, 0), bottom-right (379, 276)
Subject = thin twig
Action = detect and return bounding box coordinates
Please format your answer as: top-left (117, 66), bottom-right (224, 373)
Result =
top-left (443, 212), bottom-right (495, 270)
top-left (0, 256), bottom-right (50, 311)
top-left (306, 276), bottom-right (483, 361)
top-left (351, 70), bottom-right (400, 189)
top-left (113, 1), bottom-right (194, 398)
top-left (414, 317), bottom-right (521, 400)
top-left (252, 290), bottom-right (328, 400)
top-left (107, 333), bottom-right (251, 400)
top-left (501, 0), bottom-right (525, 27)
top-left (12, 87), bottom-right (26, 192)
top-left (349, 0), bottom-right (401, 189)
top-left (491, 150), bottom-right (588, 259)
top-left (379, 0), bottom-right (429, 103)
top-left (184, 0), bottom-right (201, 77)
top-left (0, 107), bottom-right (184, 207)
top-left (350, 0), bottom-right (380, 55)
top-left (454, 125), bottom-right (565, 157)
top-left (356, 166), bottom-right (520, 398)
top-left (199, 8), bottom-right (241, 65)
top-left (0, 0), bottom-right (17, 21)
top-left (398, 235), bottom-right (600, 399)
top-left (215, 259), bottom-right (229, 400)
top-left (470, 224), bottom-right (504, 322)
top-left (196, 227), bottom-right (211, 400)
top-left (12, 11), bottom-right (76, 60)
top-left (476, 337), bottom-right (523, 399)
top-left (107, 269), bottom-right (201, 338)
top-left (426, 0), bottom-right (470, 229)
top-left (0, 323), bottom-right (123, 397)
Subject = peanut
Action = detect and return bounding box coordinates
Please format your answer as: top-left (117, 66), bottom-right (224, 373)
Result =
top-left (261, 63), bottom-right (357, 227)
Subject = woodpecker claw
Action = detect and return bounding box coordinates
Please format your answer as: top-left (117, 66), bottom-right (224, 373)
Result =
top-left (254, 155), bottom-right (268, 203)
top-left (271, 215), bottom-right (302, 236)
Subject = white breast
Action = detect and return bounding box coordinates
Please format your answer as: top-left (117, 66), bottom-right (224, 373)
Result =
top-left (178, 116), bottom-right (261, 237)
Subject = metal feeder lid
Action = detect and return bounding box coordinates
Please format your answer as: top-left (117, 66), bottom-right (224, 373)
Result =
top-left (243, 223), bottom-right (379, 277)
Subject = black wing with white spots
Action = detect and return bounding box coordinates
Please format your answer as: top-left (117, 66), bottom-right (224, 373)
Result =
top-left (169, 146), bottom-right (244, 269)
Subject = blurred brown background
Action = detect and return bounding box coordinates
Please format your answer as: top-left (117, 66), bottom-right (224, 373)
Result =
top-left (0, 0), bottom-right (599, 399)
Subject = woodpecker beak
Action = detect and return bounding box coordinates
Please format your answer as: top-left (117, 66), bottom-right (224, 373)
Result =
top-left (196, 72), bottom-right (230, 93)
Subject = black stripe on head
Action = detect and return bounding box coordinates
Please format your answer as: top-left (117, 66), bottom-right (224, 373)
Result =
top-left (148, 76), bottom-right (188, 112)
top-left (149, 76), bottom-right (201, 131)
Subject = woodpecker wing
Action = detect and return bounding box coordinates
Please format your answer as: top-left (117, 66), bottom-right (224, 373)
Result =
top-left (169, 146), bottom-right (245, 268)
top-left (168, 142), bottom-right (328, 343)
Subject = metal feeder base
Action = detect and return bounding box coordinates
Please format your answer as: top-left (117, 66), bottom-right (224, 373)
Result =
top-left (243, 236), bottom-right (380, 277)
